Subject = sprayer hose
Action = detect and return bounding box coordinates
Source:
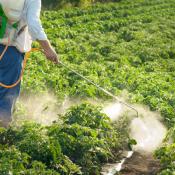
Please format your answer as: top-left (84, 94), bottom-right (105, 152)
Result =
top-left (0, 47), bottom-right (40, 89)
top-left (0, 47), bottom-right (139, 117)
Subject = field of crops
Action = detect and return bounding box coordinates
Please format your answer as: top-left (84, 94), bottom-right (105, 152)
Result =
top-left (27, 0), bottom-right (175, 124)
top-left (42, 0), bottom-right (122, 9)
top-left (3, 0), bottom-right (175, 174)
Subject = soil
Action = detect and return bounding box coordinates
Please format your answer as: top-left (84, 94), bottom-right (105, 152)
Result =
top-left (119, 152), bottom-right (161, 175)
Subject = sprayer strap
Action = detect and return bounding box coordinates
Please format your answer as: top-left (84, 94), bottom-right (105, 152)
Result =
top-left (0, 5), bottom-right (7, 39)
top-left (12, 22), bottom-right (18, 29)
top-left (17, 25), bottom-right (27, 36)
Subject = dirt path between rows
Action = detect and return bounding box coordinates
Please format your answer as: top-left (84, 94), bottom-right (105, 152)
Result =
top-left (119, 152), bottom-right (161, 175)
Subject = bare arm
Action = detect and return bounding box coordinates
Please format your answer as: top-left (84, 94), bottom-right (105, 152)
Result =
top-left (26, 0), bottom-right (59, 64)
top-left (38, 40), bottom-right (59, 64)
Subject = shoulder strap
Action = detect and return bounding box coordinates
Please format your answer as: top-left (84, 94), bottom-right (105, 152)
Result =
top-left (0, 4), bottom-right (7, 38)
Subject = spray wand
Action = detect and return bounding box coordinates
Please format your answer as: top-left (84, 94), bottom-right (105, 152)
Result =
top-left (59, 61), bottom-right (139, 117)
top-left (0, 47), bottom-right (139, 117)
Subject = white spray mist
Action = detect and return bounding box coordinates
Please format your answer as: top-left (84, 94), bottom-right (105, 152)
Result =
top-left (130, 106), bottom-right (167, 153)
top-left (102, 102), bottom-right (123, 121)
top-left (102, 101), bottom-right (167, 153)
top-left (17, 93), bottom-right (59, 125)
top-left (17, 93), bottom-right (167, 153)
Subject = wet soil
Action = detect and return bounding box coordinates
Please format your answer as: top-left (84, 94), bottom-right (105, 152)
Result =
top-left (119, 152), bottom-right (161, 175)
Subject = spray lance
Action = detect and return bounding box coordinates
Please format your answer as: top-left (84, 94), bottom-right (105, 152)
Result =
top-left (58, 61), bottom-right (139, 117)
top-left (0, 46), bottom-right (139, 117)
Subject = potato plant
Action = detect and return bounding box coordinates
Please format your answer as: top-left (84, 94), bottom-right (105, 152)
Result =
top-left (0, 103), bottom-right (129, 174)
top-left (14, 0), bottom-right (175, 174)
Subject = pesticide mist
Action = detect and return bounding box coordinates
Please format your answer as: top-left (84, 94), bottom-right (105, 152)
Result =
top-left (130, 107), bottom-right (167, 153)
top-left (16, 93), bottom-right (59, 125)
top-left (16, 93), bottom-right (167, 153)
top-left (101, 101), bottom-right (167, 175)
top-left (102, 102), bottom-right (167, 153)
top-left (102, 102), bottom-right (123, 121)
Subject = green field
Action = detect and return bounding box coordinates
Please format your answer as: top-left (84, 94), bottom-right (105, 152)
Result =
top-left (2, 0), bottom-right (175, 174)
top-left (25, 0), bottom-right (175, 125)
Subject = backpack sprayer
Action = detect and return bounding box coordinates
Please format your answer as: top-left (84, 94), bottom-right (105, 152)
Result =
top-left (0, 1), bottom-right (139, 117)
top-left (0, 3), bottom-right (19, 67)
top-left (0, 1), bottom-right (19, 42)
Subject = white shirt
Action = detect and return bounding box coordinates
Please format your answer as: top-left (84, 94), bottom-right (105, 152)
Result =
top-left (22, 0), bottom-right (47, 41)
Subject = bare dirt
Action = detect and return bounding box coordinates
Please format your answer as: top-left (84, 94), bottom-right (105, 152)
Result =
top-left (119, 152), bottom-right (161, 175)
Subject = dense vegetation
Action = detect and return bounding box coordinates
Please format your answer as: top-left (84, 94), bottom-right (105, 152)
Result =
top-left (13, 0), bottom-right (175, 174)
top-left (26, 0), bottom-right (175, 125)
top-left (1, 104), bottom-right (129, 174)
top-left (42, 0), bottom-right (121, 9)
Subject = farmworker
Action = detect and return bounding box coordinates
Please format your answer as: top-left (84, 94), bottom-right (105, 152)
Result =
top-left (0, 0), bottom-right (59, 127)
